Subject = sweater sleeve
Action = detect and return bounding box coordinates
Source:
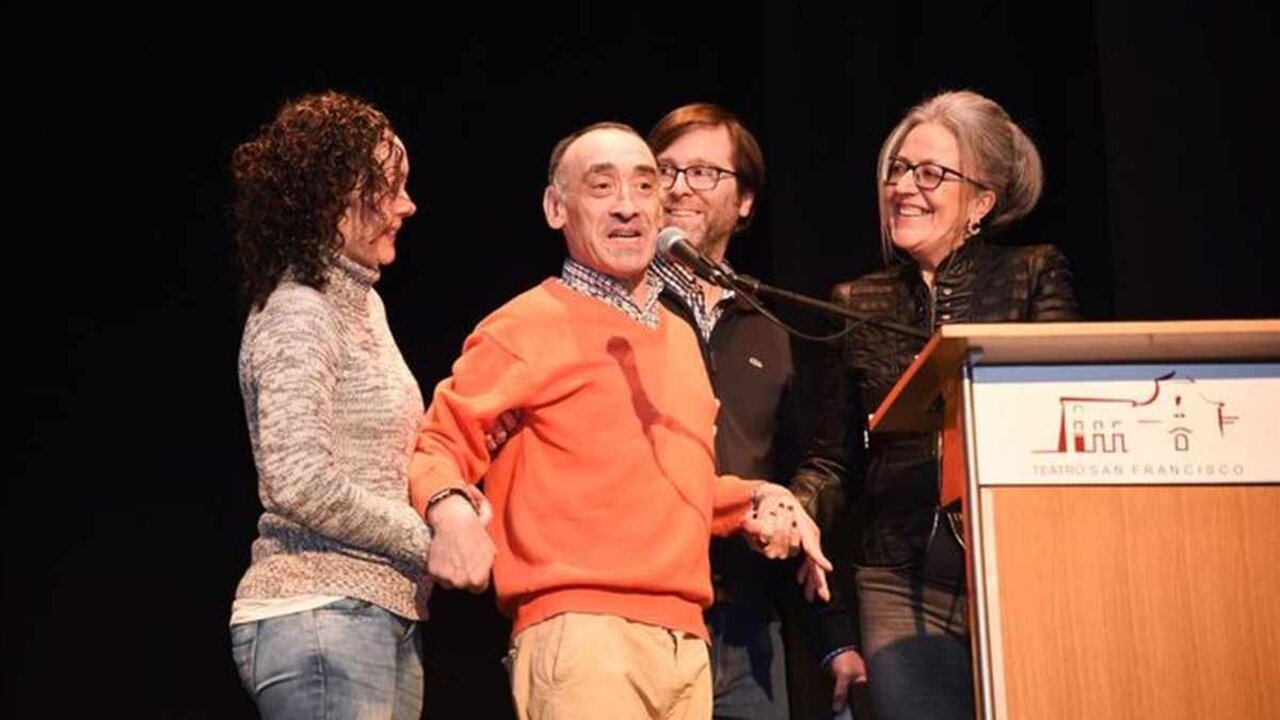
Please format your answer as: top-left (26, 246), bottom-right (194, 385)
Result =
top-left (409, 328), bottom-right (535, 515)
top-left (245, 292), bottom-right (431, 569)
top-left (709, 473), bottom-right (761, 536)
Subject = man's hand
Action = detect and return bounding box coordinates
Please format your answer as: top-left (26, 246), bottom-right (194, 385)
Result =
top-left (484, 410), bottom-right (524, 455)
top-left (828, 648), bottom-right (868, 714)
top-left (742, 486), bottom-right (800, 559)
top-left (796, 552), bottom-right (832, 603)
top-left (426, 493), bottom-right (495, 593)
top-left (742, 484), bottom-right (834, 601)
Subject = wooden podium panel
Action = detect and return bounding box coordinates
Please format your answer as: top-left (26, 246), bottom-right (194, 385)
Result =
top-left (980, 485), bottom-right (1280, 720)
top-left (867, 320), bottom-right (1280, 720)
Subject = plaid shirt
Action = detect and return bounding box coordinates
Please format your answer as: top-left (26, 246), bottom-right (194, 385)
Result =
top-left (650, 255), bottom-right (736, 341)
top-left (558, 258), bottom-right (665, 328)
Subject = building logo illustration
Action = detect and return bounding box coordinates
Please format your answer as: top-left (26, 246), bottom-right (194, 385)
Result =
top-left (1038, 372), bottom-right (1238, 455)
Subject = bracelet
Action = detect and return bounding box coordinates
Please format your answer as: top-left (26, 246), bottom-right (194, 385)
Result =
top-left (426, 486), bottom-right (472, 512)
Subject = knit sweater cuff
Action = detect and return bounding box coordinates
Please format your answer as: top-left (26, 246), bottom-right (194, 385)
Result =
top-left (710, 474), bottom-right (760, 536)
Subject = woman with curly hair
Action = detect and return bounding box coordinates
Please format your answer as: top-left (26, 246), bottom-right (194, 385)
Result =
top-left (227, 90), bottom-right (472, 719)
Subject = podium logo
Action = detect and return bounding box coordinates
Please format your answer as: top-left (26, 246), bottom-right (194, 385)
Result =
top-left (1039, 372), bottom-right (1237, 455)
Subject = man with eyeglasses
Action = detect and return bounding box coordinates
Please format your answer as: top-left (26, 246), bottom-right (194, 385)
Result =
top-left (648, 104), bottom-right (864, 720)
top-left (409, 121), bottom-right (833, 720)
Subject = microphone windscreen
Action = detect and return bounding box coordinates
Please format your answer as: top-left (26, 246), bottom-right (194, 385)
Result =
top-left (656, 226), bottom-right (687, 257)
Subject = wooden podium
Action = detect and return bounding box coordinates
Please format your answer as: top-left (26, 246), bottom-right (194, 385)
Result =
top-left (871, 320), bottom-right (1280, 720)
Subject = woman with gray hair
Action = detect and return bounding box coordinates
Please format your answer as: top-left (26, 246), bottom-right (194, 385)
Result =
top-left (791, 90), bottom-right (1080, 720)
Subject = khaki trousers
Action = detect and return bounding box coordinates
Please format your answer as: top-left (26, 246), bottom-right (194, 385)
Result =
top-left (509, 613), bottom-right (712, 720)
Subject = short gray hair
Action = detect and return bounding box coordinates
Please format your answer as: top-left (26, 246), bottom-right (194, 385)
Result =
top-left (546, 121), bottom-right (643, 188)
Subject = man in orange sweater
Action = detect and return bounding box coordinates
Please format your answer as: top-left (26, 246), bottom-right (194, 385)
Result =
top-left (409, 122), bottom-right (830, 720)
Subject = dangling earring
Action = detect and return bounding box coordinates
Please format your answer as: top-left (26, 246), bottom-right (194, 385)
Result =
top-left (965, 218), bottom-right (982, 238)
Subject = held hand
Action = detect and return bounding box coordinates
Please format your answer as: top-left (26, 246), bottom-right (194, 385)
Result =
top-left (796, 552), bottom-right (832, 603)
top-left (742, 484), bottom-right (834, 601)
top-left (742, 484), bottom-right (804, 558)
top-left (426, 495), bottom-right (495, 593)
top-left (828, 649), bottom-right (869, 714)
top-left (484, 410), bottom-right (524, 455)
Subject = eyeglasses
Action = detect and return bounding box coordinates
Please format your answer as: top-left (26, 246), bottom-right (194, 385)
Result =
top-left (885, 157), bottom-right (989, 191)
top-left (658, 164), bottom-right (737, 191)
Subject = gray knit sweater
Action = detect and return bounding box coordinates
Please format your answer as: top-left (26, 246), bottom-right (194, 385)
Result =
top-left (234, 254), bottom-right (431, 619)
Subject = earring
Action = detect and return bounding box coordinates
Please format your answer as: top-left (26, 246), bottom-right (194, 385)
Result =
top-left (965, 218), bottom-right (982, 238)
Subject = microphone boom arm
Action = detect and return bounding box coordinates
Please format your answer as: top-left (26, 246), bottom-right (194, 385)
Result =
top-left (729, 273), bottom-right (930, 340)
top-left (654, 225), bottom-right (927, 341)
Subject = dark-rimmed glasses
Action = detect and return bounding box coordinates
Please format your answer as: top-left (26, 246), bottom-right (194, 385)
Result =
top-left (659, 164), bottom-right (737, 191)
top-left (885, 157), bottom-right (988, 190)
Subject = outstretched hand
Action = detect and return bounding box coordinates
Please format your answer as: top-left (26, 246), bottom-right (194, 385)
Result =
top-left (741, 484), bottom-right (833, 601)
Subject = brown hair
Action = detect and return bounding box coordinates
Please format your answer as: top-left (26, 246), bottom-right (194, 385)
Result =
top-left (231, 90), bottom-right (403, 308)
top-left (648, 102), bottom-right (765, 230)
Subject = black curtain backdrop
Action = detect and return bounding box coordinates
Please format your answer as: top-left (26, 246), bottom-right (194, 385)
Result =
top-left (8, 2), bottom-right (1275, 718)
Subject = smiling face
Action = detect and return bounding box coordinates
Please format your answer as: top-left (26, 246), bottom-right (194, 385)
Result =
top-left (883, 122), bottom-right (993, 272)
top-left (543, 128), bottom-right (662, 298)
top-left (338, 135), bottom-right (417, 268)
top-left (656, 124), bottom-right (754, 263)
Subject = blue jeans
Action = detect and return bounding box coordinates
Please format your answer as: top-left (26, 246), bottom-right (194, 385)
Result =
top-left (230, 598), bottom-right (424, 720)
top-left (706, 603), bottom-right (789, 720)
top-left (856, 527), bottom-right (974, 720)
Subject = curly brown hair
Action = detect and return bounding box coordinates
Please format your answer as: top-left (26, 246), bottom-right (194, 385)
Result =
top-left (231, 90), bottom-right (405, 308)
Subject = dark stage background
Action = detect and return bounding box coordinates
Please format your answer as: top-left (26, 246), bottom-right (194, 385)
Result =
top-left (7, 2), bottom-right (1276, 718)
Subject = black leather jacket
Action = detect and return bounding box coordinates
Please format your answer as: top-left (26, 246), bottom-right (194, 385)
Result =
top-left (792, 241), bottom-right (1081, 569)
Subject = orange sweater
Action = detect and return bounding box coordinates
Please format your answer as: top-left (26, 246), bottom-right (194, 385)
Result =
top-left (409, 279), bottom-right (758, 640)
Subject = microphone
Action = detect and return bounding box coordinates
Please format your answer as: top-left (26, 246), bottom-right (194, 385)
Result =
top-left (655, 226), bottom-right (735, 289)
top-left (657, 227), bottom-right (928, 340)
